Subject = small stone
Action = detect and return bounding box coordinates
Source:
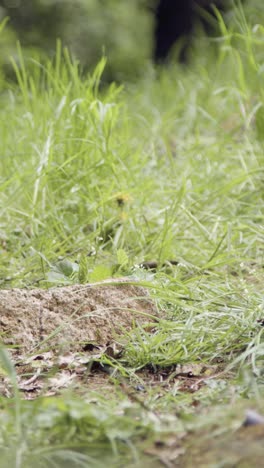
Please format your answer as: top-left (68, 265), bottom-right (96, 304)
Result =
top-left (243, 410), bottom-right (264, 427)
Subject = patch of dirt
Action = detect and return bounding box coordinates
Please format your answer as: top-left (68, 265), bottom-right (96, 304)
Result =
top-left (0, 279), bottom-right (225, 401)
top-left (0, 279), bottom-right (157, 353)
top-left (136, 363), bottom-right (224, 393)
top-left (0, 279), bottom-right (159, 398)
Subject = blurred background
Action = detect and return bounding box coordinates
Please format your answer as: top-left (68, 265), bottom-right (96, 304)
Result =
top-left (0, 0), bottom-right (154, 82)
top-left (0, 0), bottom-right (263, 82)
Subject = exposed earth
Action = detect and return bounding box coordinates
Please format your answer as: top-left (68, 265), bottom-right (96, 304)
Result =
top-left (1, 279), bottom-right (264, 467)
top-left (0, 279), bottom-right (157, 352)
top-left (0, 279), bottom-right (159, 397)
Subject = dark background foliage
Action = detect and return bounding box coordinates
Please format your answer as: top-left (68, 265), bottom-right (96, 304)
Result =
top-left (0, 0), bottom-right (154, 81)
top-left (0, 0), bottom-right (262, 81)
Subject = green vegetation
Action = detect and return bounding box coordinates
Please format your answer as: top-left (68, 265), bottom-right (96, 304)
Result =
top-left (0, 0), bottom-right (153, 82)
top-left (0, 3), bottom-right (264, 467)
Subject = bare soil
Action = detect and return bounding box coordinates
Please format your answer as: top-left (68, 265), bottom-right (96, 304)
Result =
top-left (0, 279), bottom-right (157, 353)
top-left (0, 279), bottom-right (158, 397)
top-left (0, 280), bottom-right (226, 399)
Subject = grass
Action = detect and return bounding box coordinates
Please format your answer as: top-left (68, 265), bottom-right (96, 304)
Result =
top-left (1, 4), bottom-right (264, 467)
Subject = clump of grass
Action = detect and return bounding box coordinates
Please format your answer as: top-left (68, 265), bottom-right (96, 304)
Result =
top-left (1, 8), bottom-right (264, 286)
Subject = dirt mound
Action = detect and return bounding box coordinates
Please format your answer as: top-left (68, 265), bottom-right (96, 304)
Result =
top-left (0, 279), bottom-right (157, 353)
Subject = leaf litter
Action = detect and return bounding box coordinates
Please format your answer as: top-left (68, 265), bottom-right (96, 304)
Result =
top-left (0, 278), bottom-right (223, 401)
